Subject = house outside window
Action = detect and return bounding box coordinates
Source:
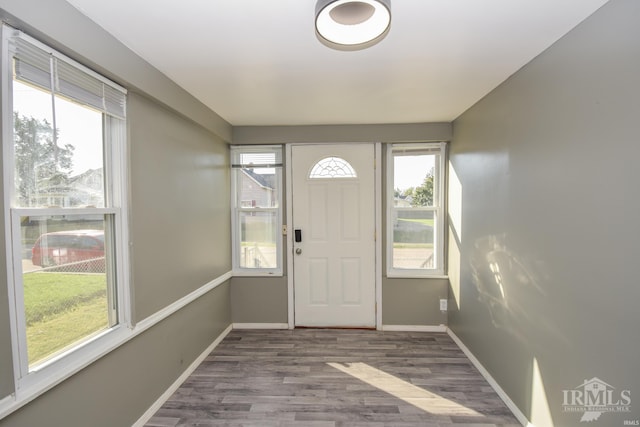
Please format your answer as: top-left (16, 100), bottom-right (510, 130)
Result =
top-left (387, 142), bottom-right (446, 277)
top-left (230, 145), bottom-right (283, 275)
top-left (1, 26), bottom-right (129, 388)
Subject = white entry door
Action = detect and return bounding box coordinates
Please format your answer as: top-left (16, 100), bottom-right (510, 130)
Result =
top-left (292, 144), bottom-right (376, 327)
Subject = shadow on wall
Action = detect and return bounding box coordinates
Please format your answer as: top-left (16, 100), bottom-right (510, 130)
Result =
top-left (469, 233), bottom-right (568, 348)
top-left (447, 160), bottom-right (560, 425)
top-left (465, 234), bottom-right (634, 425)
top-left (447, 158), bottom-right (569, 348)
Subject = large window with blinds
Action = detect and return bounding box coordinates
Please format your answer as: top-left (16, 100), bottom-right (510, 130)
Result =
top-left (1, 26), bottom-right (129, 387)
top-left (230, 145), bottom-right (283, 275)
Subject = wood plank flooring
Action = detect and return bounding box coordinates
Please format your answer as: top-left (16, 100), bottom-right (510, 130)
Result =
top-left (146, 329), bottom-right (521, 427)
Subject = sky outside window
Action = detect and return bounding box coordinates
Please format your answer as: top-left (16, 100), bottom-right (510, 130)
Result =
top-left (394, 154), bottom-right (435, 191)
top-left (13, 80), bottom-right (103, 176)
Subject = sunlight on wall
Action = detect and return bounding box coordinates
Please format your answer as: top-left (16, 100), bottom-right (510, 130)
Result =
top-left (448, 162), bottom-right (463, 241)
top-left (529, 357), bottom-right (553, 427)
top-left (448, 226), bottom-right (461, 310)
top-left (448, 161), bottom-right (463, 310)
top-left (328, 362), bottom-right (481, 417)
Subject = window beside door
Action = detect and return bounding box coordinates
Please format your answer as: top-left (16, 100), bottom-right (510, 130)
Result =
top-left (230, 145), bottom-right (283, 275)
top-left (387, 143), bottom-right (446, 277)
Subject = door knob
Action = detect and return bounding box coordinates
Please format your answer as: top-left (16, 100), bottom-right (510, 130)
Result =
top-left (295, 248), bottom-right (302, 255)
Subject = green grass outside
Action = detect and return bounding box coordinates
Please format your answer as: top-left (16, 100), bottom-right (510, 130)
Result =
top-left (397, 217), bottom-right (435, 227)
top-left (23, 272), bottom-right (109, 366)
top-left (393, 242), bottom-right (434, 249)
top-left (27, 297), bottom-right (109, 365)
top-left (23, 273), bottom-right (106, 325)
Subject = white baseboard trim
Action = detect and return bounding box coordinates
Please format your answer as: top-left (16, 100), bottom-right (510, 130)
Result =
top-left (233, 323), bottom-right (289, 330)
top-left (447, 328), bottom-right (529, 427)
top-left (133, 323), bottom-right (528, 426)
top-left (381, 325), bottom-right (447, 332)
top-left (132, 324), bottom-right (233, 427)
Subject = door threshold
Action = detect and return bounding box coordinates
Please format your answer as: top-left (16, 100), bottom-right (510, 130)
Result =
top-left (294, 326), bottom-right (376, 330)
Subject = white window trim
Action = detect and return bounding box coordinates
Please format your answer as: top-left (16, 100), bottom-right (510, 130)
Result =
top-left (386, 142), bottom-right (446, 278)
top-left (230, 145), bottom-right (283, 276)
top-left (1, 25), bottom-right (131, 409)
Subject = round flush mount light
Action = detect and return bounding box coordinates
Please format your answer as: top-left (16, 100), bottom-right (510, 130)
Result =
top-left (315, 0), bottom-right (391, 50)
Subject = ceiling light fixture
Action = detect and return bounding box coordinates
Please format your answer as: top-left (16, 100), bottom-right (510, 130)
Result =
top-left (315, 0), bottom-right (391, 50)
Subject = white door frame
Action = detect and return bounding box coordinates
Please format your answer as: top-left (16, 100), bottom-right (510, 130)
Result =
top-left (285, 142), bottom-right (382, 330)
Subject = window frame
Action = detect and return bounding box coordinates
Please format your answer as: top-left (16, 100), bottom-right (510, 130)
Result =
top-left (230, 145), bottom-right (283, 276)
top-left (1, 25), bottom-right (131, 398)
top-left (386, 142), bottom-right (447, 278)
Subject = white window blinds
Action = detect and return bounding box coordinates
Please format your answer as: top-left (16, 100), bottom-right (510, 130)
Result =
top-left (11, 32), bottom-right (126, 119)
top-left (391, 143), bottom-right (443, 157)
top-left (231, 145), bottom-right (283, 169)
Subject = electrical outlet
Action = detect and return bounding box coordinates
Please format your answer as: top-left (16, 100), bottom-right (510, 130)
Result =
top-left (440, 299), bottom-right (448, 311)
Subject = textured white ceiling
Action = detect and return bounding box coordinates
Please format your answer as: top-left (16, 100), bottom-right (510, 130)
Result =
top-left (65, 0), bottom-right (609, 126)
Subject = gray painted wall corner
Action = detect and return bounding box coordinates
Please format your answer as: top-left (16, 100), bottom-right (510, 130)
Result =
top-left (449, 0), bottom-right (640, 425)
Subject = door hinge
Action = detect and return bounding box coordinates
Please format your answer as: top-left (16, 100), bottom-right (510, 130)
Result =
top-left (374, 230), bottom-right (377, 241)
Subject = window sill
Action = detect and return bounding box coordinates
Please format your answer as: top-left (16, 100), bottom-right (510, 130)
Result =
top-left (386, 272), bottom-right (449, 280)
top-left (1, 324), bottom-right (131, 420)
top-left (232, 270), bottom-right (283, 278)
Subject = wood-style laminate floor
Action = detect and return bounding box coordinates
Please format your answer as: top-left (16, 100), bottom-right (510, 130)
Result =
top-left (146, 329), bottom-right (521, 427)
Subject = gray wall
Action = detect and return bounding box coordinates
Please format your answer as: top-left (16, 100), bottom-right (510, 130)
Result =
top-left (0, 1), bottom-right (233, 425)
top-left (233, 123), bottom-right (451, 144)
top-left (231, 128), bottom-right (452, 327)
top-left (449, 0), bottom-right (640, 425)
top-left (231, 277), bottom-right (288, 324)
top-left (128, 93), bottom-right (231, 320)
top-left (382, 278), bottom-right (447, 326)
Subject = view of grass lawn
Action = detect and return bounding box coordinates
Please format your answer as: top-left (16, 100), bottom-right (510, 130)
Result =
top-left (393, 242), bottom-right (434, 249)
top-left (397, 217), bottom-right (435, 227)
top-left (23, 272), bottom-right (109, 366)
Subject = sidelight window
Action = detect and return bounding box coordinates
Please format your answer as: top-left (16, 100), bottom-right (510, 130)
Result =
top-left (230, 145), bottom-right (283, 275)
top-left (387, 143), bottom-right (446, 276)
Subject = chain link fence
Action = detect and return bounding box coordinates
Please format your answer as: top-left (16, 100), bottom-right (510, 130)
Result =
top-left (30, 256), bottom-right (106, 274)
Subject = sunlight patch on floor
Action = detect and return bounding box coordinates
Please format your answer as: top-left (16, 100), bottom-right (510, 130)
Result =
top-left (328, 362), bottom-right (481, 416)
